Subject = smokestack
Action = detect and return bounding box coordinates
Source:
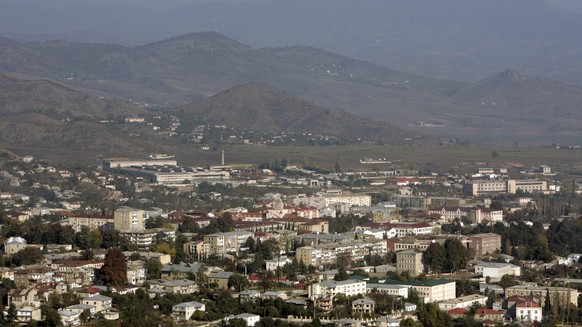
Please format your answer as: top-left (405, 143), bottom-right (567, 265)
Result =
top-left (221, 149), bottom-right (225, 166)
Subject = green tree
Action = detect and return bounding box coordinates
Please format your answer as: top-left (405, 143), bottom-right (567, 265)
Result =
top-left (145, 258), bottom-right (163, 280)
top-left (12, 247), bottom-right (43, 266)
top-left (99, 248), bottom-right (127, 285)
top-left (444, 239), bottom-right (468, 273)
top-left (228, 273), bottom-right (250, 292)
top-left (422, 242), bottom-right (446, 274)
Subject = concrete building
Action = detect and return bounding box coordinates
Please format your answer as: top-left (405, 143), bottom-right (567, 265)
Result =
top-left (438, 294), bottom-right (488, 310)
top-left (231, 313), bottom-right (260, 327)
top-left (366, 284), bottom-right (409, 298)
top-left (356, 277), bottom-right (456, 303)
top-left (352, 299), bottom-right (375, 315)
top-left (114, 207), bottom-right (146, 231)
top-left (308, 280), bottom-right (367, 300)
top-left (474, 262), bottom-right (521, 282)
top-left (505, 285), bottom-right (578, 307)
top-left (58, 214), bottom-right (114, 233)
top-left (516, 301), bottom-right (542, 322)
top-left (296, 239), bottom-right (387, 267)
top-left (172, 301), bottom-right (205, 321)
top-left (203, 231), bottom-right (253, 258)
top-left (396, 249), bottom-right (424, 275)
top-left (81, 294), bottom-right (112, 313)
top-left (467, 233), bottom-right (502, 258)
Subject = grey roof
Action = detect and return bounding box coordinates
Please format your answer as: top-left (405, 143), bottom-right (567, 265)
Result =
top-left (174, 301), bottom-right (204, 309)
top-left (208, 271), bottom-right (233, 279)
top-left (162, 262), bottom-right (204, 273)
top-left (83, 294), bottom-right (112, 302)
top-left (353, 299), bottom-right (375, 305)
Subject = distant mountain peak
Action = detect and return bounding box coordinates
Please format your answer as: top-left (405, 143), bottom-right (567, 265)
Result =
top-left (138, 31), bottom-right (250, 53)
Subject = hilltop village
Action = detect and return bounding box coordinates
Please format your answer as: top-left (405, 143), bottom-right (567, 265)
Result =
top-left (0, 156), bottom-right (581, 327)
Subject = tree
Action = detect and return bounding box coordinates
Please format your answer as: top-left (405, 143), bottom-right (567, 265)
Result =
top-left (423, 242), bottom-right (446, 274)
top-left (228, 273), bottom-right (250, 292)
top-left (498, 274), bottom-right (517, 289)
top-left (145, 259), bottom-right (162, 280)
top-left (6, 303), bottom-right (17, 323)
top-left (151, 242), bottom-right (176, 260)
top-left (100, 248), bottom-right (127, 285)
top-left (12, 247), bottom-right (43, 266)
top-left (444, 239), bottom-right (468, 273)
top-left (226, 318), bottom-right (247, 327)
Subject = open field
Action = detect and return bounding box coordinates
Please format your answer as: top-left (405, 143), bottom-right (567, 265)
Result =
top-left (6, 144), bottom-right (582, 176)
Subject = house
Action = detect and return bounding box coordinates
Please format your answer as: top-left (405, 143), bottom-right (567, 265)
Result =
top-left (265, 256), bottom-right (291, 271)
top-left (58, 309), bottom-right (81, 326)
top-left (352, 299), bottom-right (375, 315)
top-left (474, 309), bottom-right (505, 322)
top-left (80, 294), bottom-right (112, 313)
top-left (16, 306), bottom-right (42, 323)
top-left (516, 301), bottom-right (542, 322)
top-left (208, 271), bottom-right (233, 289)
top-left (148, 279), bottom-right (198, 294)
top-left (447, 308), bottom-right (468, 319)
top-left (231, 313), bottom-right (260, 327)
top-left (262, 291), bottom-right (288, 300)
top-left (438, 294), bottom-right (488, 310)
top-left (172, 301), bottom-right (205, 322)
top-left (239, 290), bottom-right (261, 302)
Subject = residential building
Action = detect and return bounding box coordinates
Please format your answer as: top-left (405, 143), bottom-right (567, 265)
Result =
top-left (183, 241), bottom-right (204, 261)
top-left (120, 228), bottom-right (175, 247)
top-left (58, 309), bottom-right (80, 326)
top-left (505, 285), bottom-right (578, 307)
top-left (4, 237), bottom-right (29, 255)
top-left (467, 233), bottom-right (502, 258)
top-left (172, 301), bottom-right (205, 322)
top-left (16, 306), bottom-right (42, 323)
top-left (204, 231), bottom-right (253, 258)
top-left (232, 313), bottom-right (260, 327)
top-left (58, 214), bottom-right (114, 232)
top-left (114, 207), bottom-right (146, 231)
top-left (308, 280), bottom-right (367, 300)
top-left (352, 299), bottom-right (375, 315)
top-left (516, 301), bottom-right (542, 322)
top-left (148, 279), bottom-right (198, 294)
top-left (396, 249), bottom-right (424, 275)
top-left (438, 294), bottom-right (488, 310)
top-left (81, 294), bottom-right (112, 313)
top-left (474, 309), bottom-right (505, 322)
top-left (296, 239), bottom-right (387, 267)
top-left (208, 271), bottom-right (233, 289)
top-left (265, 256), bottom-right (291, 271)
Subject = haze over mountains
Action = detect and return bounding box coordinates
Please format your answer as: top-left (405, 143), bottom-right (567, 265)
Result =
top-left (1, 32), bottom-right (582, 144)
top-left (2, 0), bottom-right (582, 86)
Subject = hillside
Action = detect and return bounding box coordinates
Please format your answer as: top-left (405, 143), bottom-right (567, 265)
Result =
top-left (2, 0), bottom-right (582, 85)
top-left (1, 34), bottom-right (582, 144)
top-left (174, 83), bottom-right (409, 143)
top-left (0, 74), bottom-right (158, 153)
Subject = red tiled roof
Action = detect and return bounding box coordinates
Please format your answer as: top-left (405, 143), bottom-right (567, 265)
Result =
top-left (448, 308), bottom-right (468, 315)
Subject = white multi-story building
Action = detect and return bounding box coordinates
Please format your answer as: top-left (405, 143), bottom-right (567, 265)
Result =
top-left (172, 301), bottom-right (205, 321)
top-left (308, 280), bottom-right (367, 300)
top-left (516, 301), bottom-right (542, 322)
top-left (296, 239), bottom-right (387, 267)
top-left (203, 231), bottom-right (253, 258)
top-left (366, 284), bottom-right (409, 298)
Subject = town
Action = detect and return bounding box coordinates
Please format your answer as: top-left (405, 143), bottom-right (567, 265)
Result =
top-left (0, 155), bottom-right (581, 327)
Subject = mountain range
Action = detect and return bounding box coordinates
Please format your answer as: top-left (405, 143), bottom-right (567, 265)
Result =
top-left (1, 0), bottom-right (582, 86)
top-left (1, 33), bottom-right (582, 145)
